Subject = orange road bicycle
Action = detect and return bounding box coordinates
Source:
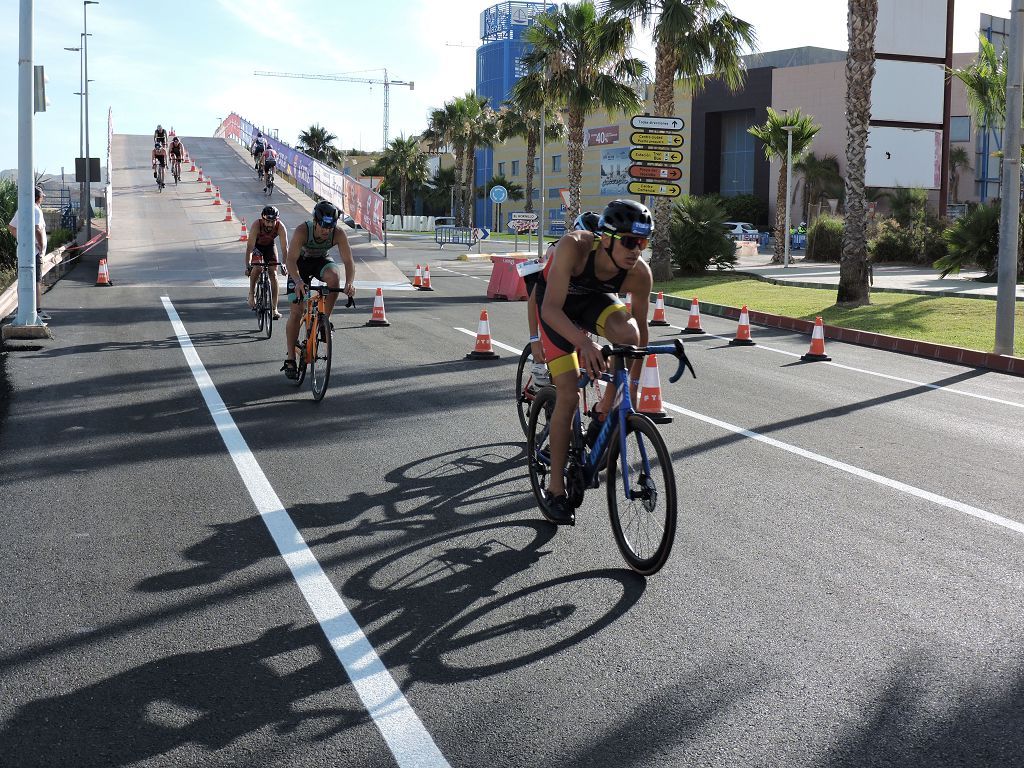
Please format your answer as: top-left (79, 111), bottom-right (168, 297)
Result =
top-left (292, 284), bottom-right (355, 401)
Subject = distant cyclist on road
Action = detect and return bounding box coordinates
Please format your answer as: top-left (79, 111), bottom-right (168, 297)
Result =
top-left (523, 211), bottom-right (602, 388)
top-left (151, 142), bottom-right (167, 189)
top-left (246, 204), bottom-right (288, 319)
top-left (168, 136), bottom-right (184, 177)
top-left (532, 199), bottom-right (654, 525)
top-left (154, 124), bottom-right (168, 148)
top-left (281, 201), bottom-right (356, 380)
top-left (262, 146), bottom-right (278, 192)
top-left (250, 133), bottom-right (266, 175)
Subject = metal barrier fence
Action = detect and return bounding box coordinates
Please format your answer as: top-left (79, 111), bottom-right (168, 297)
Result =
top-left (435, 225), bottom-right (478, 249)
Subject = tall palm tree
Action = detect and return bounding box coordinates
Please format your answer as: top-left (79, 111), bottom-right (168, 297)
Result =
top-left (794, 152), bottom-right (843, 221)
top-left (950, 35), bottom-right (1007, 132)
top-left (297, 124), bottom-right (342, 167)
top-left (747, 108), bottom-right (820, 264)
top-left (376, 135), bottom-right (429, 217)
top-left (518, 1), bottom-right (647, 224)
top-left (460, 93), bottom-right (498, 227)
top-left (424, 166), bottom-right (459, 216)
top-left (948, 145), bottom-right (971, 204)
top-left (499, 84), bottom-right (567, 215)
top-left (837, 0), bottom-right (877, 306)
top-left (424, 100), bottom-right (468, 222)
top-left (605, 0), bottom-right (756, 280)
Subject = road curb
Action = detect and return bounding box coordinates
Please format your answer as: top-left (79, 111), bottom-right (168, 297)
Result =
top-left (659, 293), bottom-right (1023, 376)
top-left (456, 253), bottom-right (494, 262)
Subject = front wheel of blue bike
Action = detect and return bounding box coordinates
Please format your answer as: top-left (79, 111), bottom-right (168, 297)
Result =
top-left (606, 413), bottom-right (677, 576)
top-left (526, 385), bottom-right (558, 520)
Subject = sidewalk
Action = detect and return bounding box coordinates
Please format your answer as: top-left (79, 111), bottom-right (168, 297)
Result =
top-left (732, 248), bottom-right (1024, 301)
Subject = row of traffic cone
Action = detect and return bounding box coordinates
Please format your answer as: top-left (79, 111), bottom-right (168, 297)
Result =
top-left (412, 264), bottom-right (434, 291)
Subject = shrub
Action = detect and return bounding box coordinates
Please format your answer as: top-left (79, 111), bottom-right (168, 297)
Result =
top-left (667, 195), bottom-right (737, 274)
top-left (0, 179), bottom-right (16, 273)
top-left (869, 217), bottom-right (947, 265)
top-left (47, 228), bottom-right (74, 252)
top-left (934, 202), bottom-right (1000, 277)
top-left (805, 214), bottom-right (843, 262)
top-left (717, 193), bottom-right (768, 226)
top-left (888, 186), bottom-right (929, 226)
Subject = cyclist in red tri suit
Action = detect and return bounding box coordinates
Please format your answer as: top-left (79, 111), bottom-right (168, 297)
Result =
top-left (245, 204), bottom-right (289, 318)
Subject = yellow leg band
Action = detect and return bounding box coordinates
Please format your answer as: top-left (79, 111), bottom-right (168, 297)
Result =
top-left (596, 303), bottom-right (627, 337)
top-left (548, 352), bottom-right (580, 378)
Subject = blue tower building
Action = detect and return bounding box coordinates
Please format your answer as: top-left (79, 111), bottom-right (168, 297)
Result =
top-left (475, 1), bottom-right (556, 230)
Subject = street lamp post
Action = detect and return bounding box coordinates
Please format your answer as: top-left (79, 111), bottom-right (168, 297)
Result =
top-left (83, 0), bottom-right (98, 241)
top-left (65, 40), bottom-right (84, 229)
top-left (782, 124), bottom-right (796, 268)
top-left (538, 101), bottom-right (546, 259)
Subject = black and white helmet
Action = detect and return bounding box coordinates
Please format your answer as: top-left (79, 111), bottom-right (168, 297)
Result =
top-left (599, 199), bottom-right (653, 236)
top-left (261, 205), bottom-right (279, 220)
top-left (313, 201), bottom-right (339, 227)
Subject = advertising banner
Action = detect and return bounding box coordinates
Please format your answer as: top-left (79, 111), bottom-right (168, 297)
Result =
top-left (585, 125), bottom-right (620, 147)
top-left (600, 147), bottom-right (631, 195)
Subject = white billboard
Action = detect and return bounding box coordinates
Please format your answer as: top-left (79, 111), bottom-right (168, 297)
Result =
top-left (865, 126), bottom-right (942, 189)
top-left (875, 0), bottom-right (947, 58)
top-left (871, 60), bottom-right (945, 124)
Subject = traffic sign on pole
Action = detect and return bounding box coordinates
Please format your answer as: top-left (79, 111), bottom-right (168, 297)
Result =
top-left (630, 148), bottom-right (683, 164)
top-left (510, 212), bottom-right (538, 221)
top-left (627, 181), bottom-right (681, 198)
top-left (631, 132), bottom-right (684, 148)
top-left (631, 115), bottom-right (684, 131)
top-left (628, 164), bottom-right (682, 181)
top-left (489, 185), bottom-right (508, 203)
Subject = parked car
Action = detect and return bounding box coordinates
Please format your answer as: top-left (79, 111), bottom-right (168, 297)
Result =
top-left (434, 217), bottom-right (456, 227)
top-left (722, 221), bottom-right (759, 240)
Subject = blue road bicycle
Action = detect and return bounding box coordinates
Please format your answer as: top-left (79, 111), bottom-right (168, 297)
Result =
top-left (527, 340), bottom-right (695, 575)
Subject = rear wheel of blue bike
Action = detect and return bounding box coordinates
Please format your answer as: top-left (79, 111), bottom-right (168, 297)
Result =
top-left (606, 413), bottom-right (677, 575)
top-left (526, 386), bottom-right (558, 520)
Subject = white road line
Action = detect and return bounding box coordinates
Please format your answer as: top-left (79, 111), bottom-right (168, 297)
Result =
top-left (667, 324), bottom-right (1024, 409)
top-left (435, 264), bottom-right (487, 281)
top-left (454, 326), bottom-right (521, 354)
top-left (482, 328), bottom-right (1020, 537)
top-left (162, 297), bottom-right (450, 768)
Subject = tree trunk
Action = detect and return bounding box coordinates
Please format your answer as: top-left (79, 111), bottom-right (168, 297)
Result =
top-left (524, 129), bottom-right (537, 215)
top-left (650, 42), bottom-right (679, 282)
top-left (400, 180), bottom-right (408, 217)
top-left (838, 0), bottom-right (877, 306)
top-left (566, 110), bottom-right (585, 224)
top-left (463, 148), bottom-right (477, 228)
top-left (770, 156), bottom-right (786, 264)
top-left (453, 145), bottom-right (466, 226)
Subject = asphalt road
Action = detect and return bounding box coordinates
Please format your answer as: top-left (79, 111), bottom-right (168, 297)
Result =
top-left (1, 135), bottom-right (1023, 768)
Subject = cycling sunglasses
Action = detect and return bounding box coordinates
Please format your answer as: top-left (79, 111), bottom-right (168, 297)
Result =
top-left (612, 233), bottom-right (649, 251)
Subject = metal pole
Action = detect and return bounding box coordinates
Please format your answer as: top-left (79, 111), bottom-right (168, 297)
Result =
top-left (783, 126), bottom-right (794, 268)
top-left (538, 103), bottom-right (546, 259)
top-left (14, 0), bottom-right (39, 326)
top-left (996, 0), bottom-right (1024, 355)
top-left (83, 1), bottom-right (95, 242)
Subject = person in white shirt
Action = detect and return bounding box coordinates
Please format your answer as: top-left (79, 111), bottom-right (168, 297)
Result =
top-left (7, 185), bottom-right (49, 321)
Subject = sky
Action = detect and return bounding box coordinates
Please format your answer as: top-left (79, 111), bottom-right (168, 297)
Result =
top-left (0, 0), bottom-right (1017, 178)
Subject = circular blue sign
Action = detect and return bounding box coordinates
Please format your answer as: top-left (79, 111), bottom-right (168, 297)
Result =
top-left (489, 185), bottom-right (508, 203)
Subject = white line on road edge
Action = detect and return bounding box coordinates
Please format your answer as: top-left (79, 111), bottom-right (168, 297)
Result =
top-left (162, 297), bottom-right (450, 768)
top-left (435, 264), bottom-right (487, 281)
top-left (668, 325), bottom-right (1024, 409)
top-left (454, 326), bottom-right (521, 354)
top-left (479, 327), bottom-right (1021, 537)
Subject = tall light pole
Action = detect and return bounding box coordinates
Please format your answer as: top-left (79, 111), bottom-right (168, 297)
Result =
top-left (782, 124), bottom-right (796, 268)
top-left (83, 0), bottom-right (98, 241)
top-left (538, 97), bottom-right (546, 259)
top-left (65, 40), bottom-right (83, 228)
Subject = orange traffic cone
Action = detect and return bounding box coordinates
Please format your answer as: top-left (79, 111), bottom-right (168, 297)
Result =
top-left (365, 287), bottom-right (391, 327)
top-left (94, 258), bottom-right (113, 287)
top-left (650, 291), bottom-right (669, 326)
top-left (801, 316), bottom-right (831, 362)
top-left (197, 168), bottom-right (204, 183)
top-left (204, 177), bottom-right (212, 193)
top-left (213, 186), bottom-right (222, 205)
top-left (189, 157), bottom-right (196, 172)
top-left (419, 264), bottom-right (434, 291)
top-left (413, 264), bottom-right (422, 288)
top-left (224, 202), bottom-right (234, 222)
top-left (681, 297), bottom-right (705, 335)
top-left (624, 292), bottom-right (632, 315)
top-left (466, 309), bottom-right (499, 359)
top-left (238, 218), bottom-right (249, 241)
top-left (637, 354), bottom-right (672, 424)
top-left (729, 305), bottom-right (756, 346)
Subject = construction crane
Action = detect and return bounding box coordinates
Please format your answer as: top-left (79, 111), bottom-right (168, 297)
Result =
top-left (253, 69), bottom-right (414, 148)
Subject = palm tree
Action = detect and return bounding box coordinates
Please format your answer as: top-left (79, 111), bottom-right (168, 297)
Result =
top-left (794, 152), bottom-right (843, 221)
top-left (297, 124), bottom-right (342, 167)
top-left (950, 35), bottom-right (1007, 132)
top-left (518, 1), bottom-right (647, 224)
top-left (605, 0), bottom-right (756, 280)
top-left (424, 100), bottom-right (468, 222)
top-left (376, 135), bottom-right (429, 217)
top-left (948, 145), bottom-right (971, 204)
top-left (837, 0), bottom-right (878, 307)
top-left (424, 166), bottom-right (459, 216)
top-left (460, 93), bottom-right (498, 227)
top-left (747, 108), bottom-right (820, 264)
top-left (498, 87), bottom-right (567, 215)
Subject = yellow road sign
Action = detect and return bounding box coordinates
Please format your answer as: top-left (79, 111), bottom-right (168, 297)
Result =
top-left (630, 132), bottom-right (683, 147)
top-left (629, 148), bottom-right (683, 164)
top-left (627, 181), bottom-right (682, 198)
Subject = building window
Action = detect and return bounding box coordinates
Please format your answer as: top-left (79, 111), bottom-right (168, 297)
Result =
top-left (534, 157), bottom-right (540, 173)
top-left (498, 162), bottom-right (505, 176)
top-left (719, 109), bottom-right (755, 197)
top-left (950, 116), bottom-right (971, 143)
top-left (511, 160), bottom-right (520, 176)
top-left (552, 154), bottom-right (562, 172)
top-left (532, 188), bottom-right (540, 200)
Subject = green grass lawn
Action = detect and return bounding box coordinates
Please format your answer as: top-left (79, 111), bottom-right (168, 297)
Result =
top-left (658, 274), bottom-right (1024, 357)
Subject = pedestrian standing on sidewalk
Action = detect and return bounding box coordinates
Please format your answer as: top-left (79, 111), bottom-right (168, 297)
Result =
top-left (6, 185), bottom-right (49, 321)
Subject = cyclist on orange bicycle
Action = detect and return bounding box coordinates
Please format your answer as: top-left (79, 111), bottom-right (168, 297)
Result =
top-left (246, 204), bottom-right (289, 318)
top-left (532, 199), bottom-right (653, 524)
top-left (281, 201), bottom-right (355, 379)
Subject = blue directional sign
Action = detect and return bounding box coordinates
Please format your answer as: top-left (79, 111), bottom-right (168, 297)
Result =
top-left (489, 185), bottom-right (508, 204)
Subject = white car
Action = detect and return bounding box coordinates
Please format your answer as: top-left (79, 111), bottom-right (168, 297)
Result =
top-left (723, 222), bottom-right (759, 240)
